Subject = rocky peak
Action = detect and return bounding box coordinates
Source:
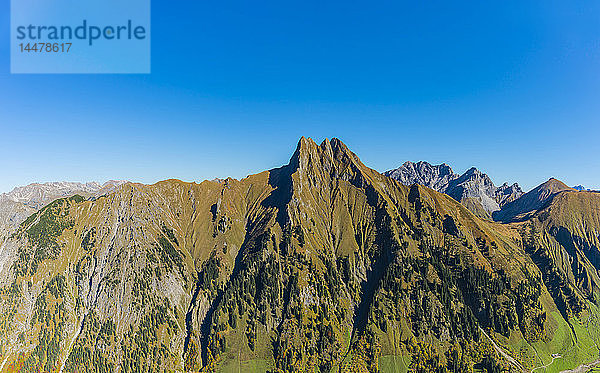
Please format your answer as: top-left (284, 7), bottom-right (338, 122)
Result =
top-left (385, 161), bottom-right (522, 219)
top-left (291, 137), bottom-right (370, 183)
top-left (451, 167), bottom-right (494, 187)
top-left (444, 168), bottom-right (502, 217)
top-left (462, 167), bottom-right (483, 177)
top-left (495, 182), bottom-right (524, 205)
top-left (384, 161), bottom-right (458, 192)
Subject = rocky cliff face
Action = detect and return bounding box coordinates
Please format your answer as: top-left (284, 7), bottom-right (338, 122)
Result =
top-left (0, 139), bottom-right (598, 373)
top-left (496, 182), bottom-right (524, 205)
top-left (385, 161), bottom-right (523, 219)
top-left (384, 161), bottom-right (457, 192)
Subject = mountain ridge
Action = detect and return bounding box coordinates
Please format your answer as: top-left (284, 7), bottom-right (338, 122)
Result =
top-left (0, 138), bottom-right (599, 373)
top-left (0, 181), bottom-right (128, 241)
top-left (385, 160), bottom-right (523, 219)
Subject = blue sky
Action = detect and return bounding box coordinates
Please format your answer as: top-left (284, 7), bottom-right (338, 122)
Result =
top-left (0, 0), bottom-right (598, 193)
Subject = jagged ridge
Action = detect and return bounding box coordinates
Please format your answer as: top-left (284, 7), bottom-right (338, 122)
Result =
top-left (385, 161), bottom-right (522, 219)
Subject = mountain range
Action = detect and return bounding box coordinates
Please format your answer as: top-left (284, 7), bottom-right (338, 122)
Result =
top-left (0, 138), bottom-right (599, 373)
top-left (0, 181), bottom-right (126, 237)
top-left (385, 161), bottom-right (523, 220)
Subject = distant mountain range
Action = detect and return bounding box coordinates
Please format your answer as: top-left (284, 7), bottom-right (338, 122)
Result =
top-left (385, 161), bottom-right (523, 219)
top-left (1, 140), bottom-right (600, 373)
top-left (573, 185), bottom-right (597, 192)
top-left (385, 161), bottom-right (597, 225)
top-left (0, 181), bottom-right (126, 236)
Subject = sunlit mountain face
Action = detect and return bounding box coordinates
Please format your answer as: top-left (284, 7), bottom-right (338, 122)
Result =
top-left (1, 138), bottom-right (599, 373)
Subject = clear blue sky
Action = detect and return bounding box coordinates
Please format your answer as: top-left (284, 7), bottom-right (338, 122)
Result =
top-left (0, 1), bottom-right (598, 193)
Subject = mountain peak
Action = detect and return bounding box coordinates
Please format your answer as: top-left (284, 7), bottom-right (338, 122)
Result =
top-left (385, 161), bottom-right (458, 193)
top-left (294, 136), bottom-right (316, 153)
top-left (541, 178), bottom-right (573, 192)
top-left (572, 185), bottom-right (591, 192)
top-left (385, 161), bottom-right (522, 219)
top-left (493, 178), bottom-right (574, 222)
top-left (291, 137), bottom-right (361, 170)
top-left (463, 167), bottom-right (482, 176)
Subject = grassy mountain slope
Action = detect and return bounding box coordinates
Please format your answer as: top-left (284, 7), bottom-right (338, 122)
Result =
top-left (0, 138), bottom-right (599, 373)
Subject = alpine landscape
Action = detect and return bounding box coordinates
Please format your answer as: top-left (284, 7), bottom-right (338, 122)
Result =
top-left (0, 137), bottom-right (599, 373)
